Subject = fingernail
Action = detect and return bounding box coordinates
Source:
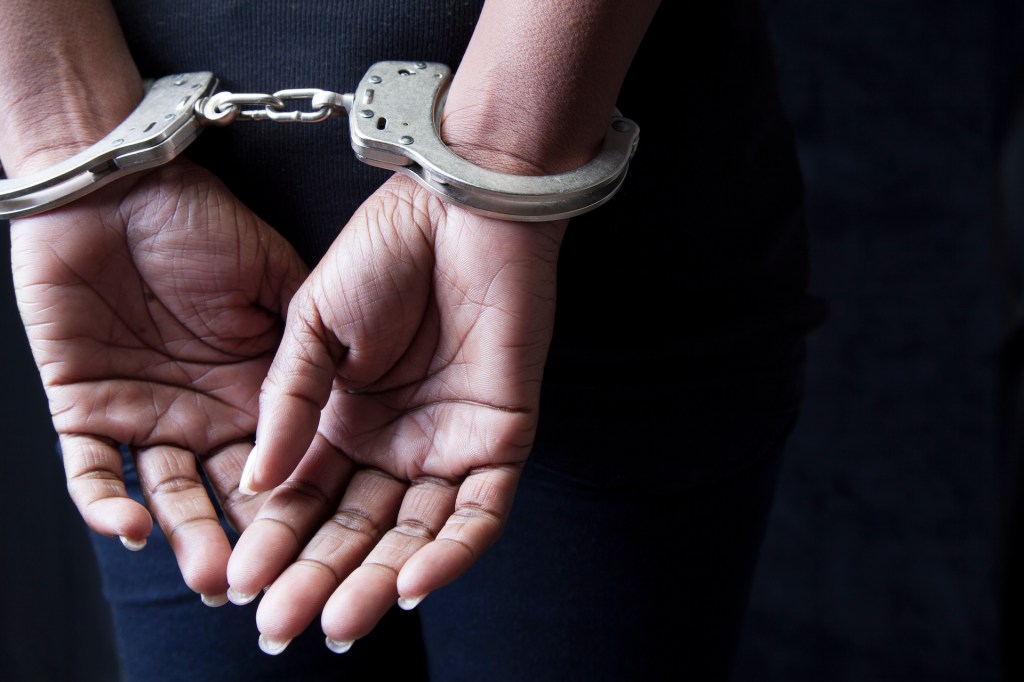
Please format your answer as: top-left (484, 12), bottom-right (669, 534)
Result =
top-left (201, 592), bottom-right (228, 607)
top-left (325, 637), bottom-right (353, 654)
top-left (227, 586), bottom-right (257, 605)
top-left (119, 535), bottom-right (147, 551)
top-left (258, 634), bottom-right (291, 655)
top-left (239, 447), bottom-right (258, 496)
top-left (397, 594), bottom-right (426, 610)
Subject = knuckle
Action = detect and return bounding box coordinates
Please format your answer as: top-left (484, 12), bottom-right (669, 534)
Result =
top-left (392, 517), bottom-right (435, 541)
top-left (327, 508), bottom-right (378, 539)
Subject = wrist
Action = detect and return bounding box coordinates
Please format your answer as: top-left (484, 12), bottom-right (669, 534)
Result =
top-left (0, 67), bottom-right (143, 178)
top-left (0, 1), bottom-right (142, 177)
top-left (438, 0), bottom-right (658, 178)
top-left (440, 69), bottom-right (611, 178)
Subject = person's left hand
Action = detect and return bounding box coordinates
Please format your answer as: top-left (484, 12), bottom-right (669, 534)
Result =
top-left (225, 173), bottom-right (566, 653)
top-left (10, 160), bottom-right (308, 602)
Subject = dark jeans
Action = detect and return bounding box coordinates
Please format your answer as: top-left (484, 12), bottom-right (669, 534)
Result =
top-left (87, 405), bottom-right (795, 682)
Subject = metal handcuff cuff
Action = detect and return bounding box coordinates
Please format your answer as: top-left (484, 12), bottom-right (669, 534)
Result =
top-left (0, 61), bottom-right (639, 222)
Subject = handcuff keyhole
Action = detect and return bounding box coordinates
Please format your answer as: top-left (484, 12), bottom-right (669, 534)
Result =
top-left (376, 117), bottom-right (387, 130)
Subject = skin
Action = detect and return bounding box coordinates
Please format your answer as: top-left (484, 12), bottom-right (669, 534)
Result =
top-left (2, 0), bottom-right (660, 653)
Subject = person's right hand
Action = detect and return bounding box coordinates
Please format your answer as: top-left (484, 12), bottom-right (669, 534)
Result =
top-left (10, 159), bottom-right (308, 603)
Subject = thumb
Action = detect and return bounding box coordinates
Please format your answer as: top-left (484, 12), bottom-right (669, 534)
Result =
top-left (243, 290), bottom-right (346, 494)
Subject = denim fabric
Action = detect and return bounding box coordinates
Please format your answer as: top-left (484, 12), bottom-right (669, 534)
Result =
top-left (88, 407), bottom-right (794, 682)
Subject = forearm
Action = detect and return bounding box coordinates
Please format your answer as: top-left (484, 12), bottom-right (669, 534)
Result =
top-left (0, 0), bottom-right (140, 176)
top-left (443, 0), bottom-right (660, 175)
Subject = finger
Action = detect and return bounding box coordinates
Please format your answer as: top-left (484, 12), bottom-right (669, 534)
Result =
top-left (396, 463), bottom-right (522, 602)
top-left (201, 440), bottom-right (268, 534)
top-left (320, 475), bottom-right (459, 648)
top-left (134, 444), bottom-right (232, 604)
top-left (226, 433), bottom-right (355, 604)
top-left (60, 433), bottom-right (152, 547)
top-left (254, 468), bottom-right (406, 653)
top-left (245, 298), bottom-right (343, 494)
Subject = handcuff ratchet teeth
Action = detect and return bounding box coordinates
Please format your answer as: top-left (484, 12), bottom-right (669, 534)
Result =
top-left (0, 61), bottom-right (639, 222)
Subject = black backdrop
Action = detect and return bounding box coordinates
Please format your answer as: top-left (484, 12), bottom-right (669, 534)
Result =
top-left (734, 2), bottom-right (1002, 680)
top-left (0, 2), bottom-right (1011, 680)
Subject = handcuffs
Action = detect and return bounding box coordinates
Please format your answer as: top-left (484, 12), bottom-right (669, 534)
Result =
top-left (0, 61), bottom-right (639, 222)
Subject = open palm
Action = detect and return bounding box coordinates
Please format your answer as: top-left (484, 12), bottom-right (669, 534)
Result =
top-left (10, 160), bottom-right (307, 599)
top-left (228, 174), bottom-right (566, 652)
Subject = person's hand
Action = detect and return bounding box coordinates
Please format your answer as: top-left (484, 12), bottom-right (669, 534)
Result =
top-left (226, 173), bottom-right (565, 653)
top-left (10, 160), bottom-right (308, 603)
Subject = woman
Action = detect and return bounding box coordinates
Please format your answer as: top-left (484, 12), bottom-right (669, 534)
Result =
top-left (0, 1), bottom-right (821, 679)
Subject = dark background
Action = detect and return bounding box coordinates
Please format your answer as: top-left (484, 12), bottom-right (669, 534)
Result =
top-left (0, 1), bottom-right (1009, 680)
top-left (734, 1), bottom-right (1002, 681)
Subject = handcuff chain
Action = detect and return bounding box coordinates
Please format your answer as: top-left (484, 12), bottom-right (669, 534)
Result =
top-left (195, 88), bottom-right (353, 126)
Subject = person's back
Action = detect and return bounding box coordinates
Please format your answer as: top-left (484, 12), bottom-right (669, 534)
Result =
top-left (1, 1), bottom-right (821, 679)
